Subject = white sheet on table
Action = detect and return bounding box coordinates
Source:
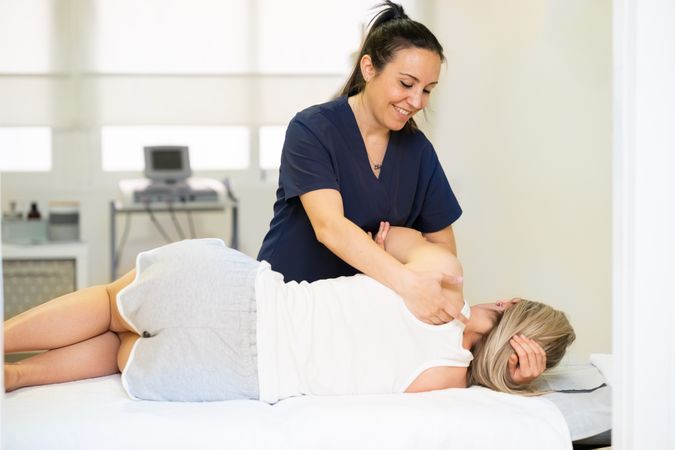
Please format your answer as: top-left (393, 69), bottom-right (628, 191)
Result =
top-left (4, 375), bottom-right (571, 450)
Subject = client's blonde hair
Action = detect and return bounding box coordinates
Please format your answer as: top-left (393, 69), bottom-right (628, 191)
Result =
top-left (468, 299), bottom-right (575, 395)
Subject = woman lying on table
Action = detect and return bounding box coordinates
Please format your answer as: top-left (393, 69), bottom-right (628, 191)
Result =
top-left (4, 226), bottom-right (574, 403)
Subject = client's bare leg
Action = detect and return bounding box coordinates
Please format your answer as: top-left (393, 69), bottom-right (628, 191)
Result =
top-left (4, 331), bottom-right (121, 392)
top-left (116, 332), bottom-right (140, 372)
top-left (4, 270), bottom-right (136, 353)
top-left (4, 270), bottom-right (138, 392)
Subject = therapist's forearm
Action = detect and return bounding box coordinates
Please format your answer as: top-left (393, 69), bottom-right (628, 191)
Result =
top-left (315, 218), bottom-right (409, 292)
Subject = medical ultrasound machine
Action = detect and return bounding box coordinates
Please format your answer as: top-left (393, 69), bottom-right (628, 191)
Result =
top-left (117, 146), bottom-right (225, 204)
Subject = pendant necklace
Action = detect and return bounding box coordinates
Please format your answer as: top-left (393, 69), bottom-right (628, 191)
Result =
top-left (367, 151), bottom-right (383, 171)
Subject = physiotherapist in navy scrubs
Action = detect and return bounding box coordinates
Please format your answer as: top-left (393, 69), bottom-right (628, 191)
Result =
top-left (258, 2), bottom-right (466, 325)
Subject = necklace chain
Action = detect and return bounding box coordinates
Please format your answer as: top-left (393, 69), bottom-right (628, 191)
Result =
top-left (368, 155), bottom-right (382, 170)
top-left (350, 97), bottom-right (383, 171)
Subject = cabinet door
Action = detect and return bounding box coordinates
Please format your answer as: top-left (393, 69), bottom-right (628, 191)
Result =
top-left (3, 259), bottom-right (76, 319)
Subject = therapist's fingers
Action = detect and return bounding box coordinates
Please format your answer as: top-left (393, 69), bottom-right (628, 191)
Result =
top-left (441, 299), bottom-right (468, 325)
top-left (433, 315), bottom-right (446, 325)
top-left (434, 308), bottom-right (453, 324)
top-left (444, 302), bottom-right (469, 325)
top-left (441, 273), bottom-right (464, 286)
top-left (439, 273), bottom-right (467, 323)
top-left (457, 312), bottom-right (469, 324)
top-left (423, 298), bottom-right (457, 325)
top-left (425, 313), bottom-right (445, 325)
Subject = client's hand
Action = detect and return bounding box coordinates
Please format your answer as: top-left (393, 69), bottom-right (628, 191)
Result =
top-left (508, 335), bottom-right (547, 384)
top-left (398, 269), bottom-right (467, 325)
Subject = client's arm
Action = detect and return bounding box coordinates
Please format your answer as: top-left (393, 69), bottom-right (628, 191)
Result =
top-left (376, 224), bottom-right (462, 279)
top-left (373, 225), bottom-right (465, 322)
top-left (376, 224), bottom-right (547, 386)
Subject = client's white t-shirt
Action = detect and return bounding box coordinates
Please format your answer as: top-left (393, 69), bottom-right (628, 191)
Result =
top-left (255, 262), bottom-right (473, 404)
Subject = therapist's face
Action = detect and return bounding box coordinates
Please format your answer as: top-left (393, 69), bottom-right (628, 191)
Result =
top-left (361, 46), bottom-right (442, 131)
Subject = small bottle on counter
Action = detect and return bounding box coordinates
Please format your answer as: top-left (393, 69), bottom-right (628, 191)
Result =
top-left (3, 200), bottom-right (23, 221)
top-left (27, 202), bottom-right (42, 220)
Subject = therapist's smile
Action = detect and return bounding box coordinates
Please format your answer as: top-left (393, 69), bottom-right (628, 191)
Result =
top-left (394, 105), bottom-right (413, 119)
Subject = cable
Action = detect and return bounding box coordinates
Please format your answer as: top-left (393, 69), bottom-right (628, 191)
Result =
top-left (186, 209), bottom-right (196, 238)
top-left (145, 202), bottom-right (172, 243)
top-left (223, 177), bottom-right (240, 248)
top-left (223, 177), bottom-right (239, 203)
top-left (167, 201), bottom-right (185, 240)
top-left (113, 211), bottom-right (132, 276)
top-left (179, 197), bottom-right (197, 238)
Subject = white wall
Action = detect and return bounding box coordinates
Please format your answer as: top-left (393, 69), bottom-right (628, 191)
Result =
top-left (613, 0), bottom-right (675, 447)
top-left (1, 2), bottom-right (612, 360)
top-left (427, 0), bottom-right (612, 359)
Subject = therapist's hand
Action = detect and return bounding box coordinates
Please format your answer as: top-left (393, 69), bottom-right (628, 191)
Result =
top-left (508, 335), bottom-right (547, 384)
top-left (398, 269), bottom-right (467, 325)
top-left (372, 221), bottom-right (466, 325)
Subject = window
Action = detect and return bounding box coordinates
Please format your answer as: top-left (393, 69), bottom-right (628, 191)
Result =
top-left (0, 127), bottom-right (51, 172)
top-left (257, 0), bottom-right (373, 74)
top-left (0, 0), bottom-right (55, 73)
top-left (259, 126), bottom-right (287, 170)
top-left (88, 0), bottom-right (252, 74)
top-left (87, 0), bottom-right (382, 74)
top-left (101, 126), bottom-right (249, 171)
top-left (1, 1), bottom-right (421, 174)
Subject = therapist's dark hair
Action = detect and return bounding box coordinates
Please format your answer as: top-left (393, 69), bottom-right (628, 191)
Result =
top-left (339, 1), bottom-right (445, 133)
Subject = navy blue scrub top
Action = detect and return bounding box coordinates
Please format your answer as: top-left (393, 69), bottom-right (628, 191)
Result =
top-left (257, 96), bottom-right (462, 283)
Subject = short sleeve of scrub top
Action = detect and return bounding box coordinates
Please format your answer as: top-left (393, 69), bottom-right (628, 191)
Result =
top-left (257, 96), bottom-right (462, 283)
top-left (279, 119), bottom-right (340, 199)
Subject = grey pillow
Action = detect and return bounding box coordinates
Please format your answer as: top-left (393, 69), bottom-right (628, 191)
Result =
top-left (539, 363), bottom-right (611, 442)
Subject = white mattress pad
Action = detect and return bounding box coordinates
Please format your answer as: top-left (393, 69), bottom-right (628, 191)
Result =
top-left (4, 375), bottom-right (571, 450)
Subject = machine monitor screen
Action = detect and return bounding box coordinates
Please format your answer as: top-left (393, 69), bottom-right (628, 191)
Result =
top-left (144, 146), bottom-right (191, 183)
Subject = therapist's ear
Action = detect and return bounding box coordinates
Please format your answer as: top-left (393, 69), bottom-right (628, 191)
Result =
top-left (360, 54), bottom-right (376, 83)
